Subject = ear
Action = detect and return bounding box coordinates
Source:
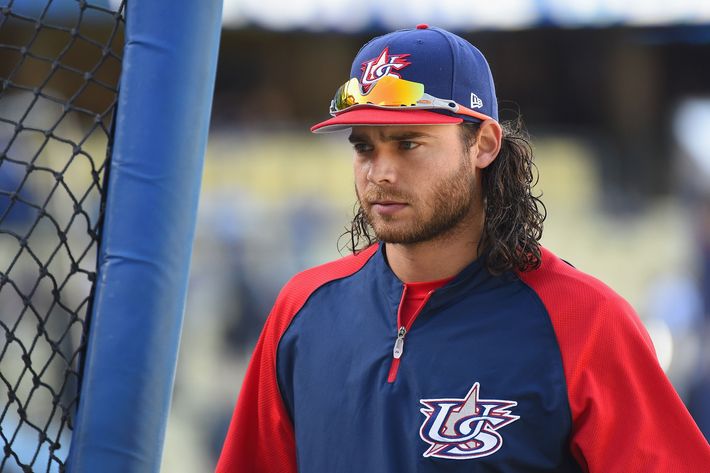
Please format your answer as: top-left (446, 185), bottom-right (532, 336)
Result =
top-left (472, 119), bottom-right (502, 169)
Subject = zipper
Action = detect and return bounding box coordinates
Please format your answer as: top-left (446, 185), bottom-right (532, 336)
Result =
top-left (392, 326), bottom-right (406, 359)
top-left (387, 288), bottom-right (435, 383)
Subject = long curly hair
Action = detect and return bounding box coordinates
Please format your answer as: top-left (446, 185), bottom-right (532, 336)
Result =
top-left (340, 115), bottom-right (546, 275)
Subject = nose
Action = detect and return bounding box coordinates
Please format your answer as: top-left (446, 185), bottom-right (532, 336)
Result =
top-left (366, 149), bottom-right (399, 185)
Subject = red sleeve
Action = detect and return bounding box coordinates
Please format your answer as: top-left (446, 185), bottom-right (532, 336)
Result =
top-left (520, 247), bottom-right (710, 473)
top-left (215, 245), bottom-right (378, 473)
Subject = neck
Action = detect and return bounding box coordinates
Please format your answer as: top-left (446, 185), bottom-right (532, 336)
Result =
top-left (384, 210), bottom-right (484, 283)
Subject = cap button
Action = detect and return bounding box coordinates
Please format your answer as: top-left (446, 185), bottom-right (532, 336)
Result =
top-left (416, 23), bottom-right (429, 29)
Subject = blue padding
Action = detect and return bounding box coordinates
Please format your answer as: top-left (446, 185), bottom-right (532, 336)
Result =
top-left (66, 1), bottom-right (223, 472)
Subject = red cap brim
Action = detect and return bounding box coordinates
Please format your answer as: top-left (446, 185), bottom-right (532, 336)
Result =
top-left (310, 108), bottom-right (463, 133)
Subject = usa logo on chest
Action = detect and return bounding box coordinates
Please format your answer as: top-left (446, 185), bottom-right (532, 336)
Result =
top-left (419, 383), bottom-right (520, 460)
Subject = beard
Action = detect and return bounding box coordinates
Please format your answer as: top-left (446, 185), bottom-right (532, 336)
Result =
top-left (356, 152), bottom-right (478, 245)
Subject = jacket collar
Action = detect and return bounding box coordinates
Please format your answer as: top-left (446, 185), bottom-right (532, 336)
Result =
top-left (369, 242), bottom-right (505, 312)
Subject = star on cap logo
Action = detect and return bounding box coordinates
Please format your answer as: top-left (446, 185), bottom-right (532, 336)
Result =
top-left (360, 47), bottom-right (411, 92)
top-left (419, 383), bottom-right (519, 460)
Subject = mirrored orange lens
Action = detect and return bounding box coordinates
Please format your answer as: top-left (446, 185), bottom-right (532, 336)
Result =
top-left (333, 76), bottom-right (425, 112)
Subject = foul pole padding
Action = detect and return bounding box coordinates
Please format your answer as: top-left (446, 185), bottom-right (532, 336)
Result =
top-left (67, 0), bottom-right (223, 471)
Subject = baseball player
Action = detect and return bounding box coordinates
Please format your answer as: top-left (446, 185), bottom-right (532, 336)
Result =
top-left (216, 25), bottom-right (710, 472)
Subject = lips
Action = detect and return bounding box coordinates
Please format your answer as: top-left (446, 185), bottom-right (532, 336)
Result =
top-left (373, 200), bottom-right (406, 206)
top-left (370, 201), bottom-right (408, 216)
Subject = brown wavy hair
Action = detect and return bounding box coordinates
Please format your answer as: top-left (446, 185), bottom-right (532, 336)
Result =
top-left (339, 115), bottom-right (546, 275)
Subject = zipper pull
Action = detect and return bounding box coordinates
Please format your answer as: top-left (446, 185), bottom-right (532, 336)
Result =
top-left (392, 326), bottom-right (406, 359)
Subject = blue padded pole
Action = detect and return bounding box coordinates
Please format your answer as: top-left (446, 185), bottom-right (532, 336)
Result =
top-left (66, 1), bottom-right (223, 472)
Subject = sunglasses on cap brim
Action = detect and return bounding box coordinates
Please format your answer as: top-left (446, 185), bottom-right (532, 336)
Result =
top-left (329, 75), bottom-right (493, 123)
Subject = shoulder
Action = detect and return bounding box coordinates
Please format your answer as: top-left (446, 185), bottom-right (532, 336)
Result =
top-left (518, 247), bottom-right (646, 337)
top-left (270, 244), bottom-right (379, 321)
top-left (518, 246), bottom-right (655, 382)
top-left (517, 246), bottom-right (654, 361)
top-left (518, 246), bottom-right (630, 311)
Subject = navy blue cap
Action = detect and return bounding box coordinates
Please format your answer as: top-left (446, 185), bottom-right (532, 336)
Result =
top-left (312, 24), bottom-right (498, 133)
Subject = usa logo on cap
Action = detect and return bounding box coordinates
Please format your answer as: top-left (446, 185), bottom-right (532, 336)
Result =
top-left (360, 47), bottom-right (411, 92)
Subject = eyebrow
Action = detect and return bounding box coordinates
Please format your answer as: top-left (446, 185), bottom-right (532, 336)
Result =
top-left (348, 131), bottom-right (434, 143)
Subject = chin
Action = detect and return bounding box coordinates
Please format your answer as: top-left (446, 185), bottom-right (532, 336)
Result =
top-left (373, 228), bottom-right (423, 245)
top-left (373, 230), bottom-right (405, 244)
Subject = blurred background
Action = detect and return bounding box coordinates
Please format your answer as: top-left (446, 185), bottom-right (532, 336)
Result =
top-left (2, 1), bottom-right (710, 471)
top-left (174, 3), bottom-right (710, 471)
top-left (185, 0), bottom-right (710, 472)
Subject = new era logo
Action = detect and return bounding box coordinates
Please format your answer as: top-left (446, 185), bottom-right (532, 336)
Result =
top-left (470, 93), bottom-right (483, 109)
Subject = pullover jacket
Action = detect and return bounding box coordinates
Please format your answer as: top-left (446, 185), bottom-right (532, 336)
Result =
top-left (217, 244), bottom-right (710, 472)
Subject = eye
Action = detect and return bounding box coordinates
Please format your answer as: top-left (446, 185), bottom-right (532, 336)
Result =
top-left (353, 142), bottom-right (373, 154)
top-left (399, 140), bottom-right (420, 150)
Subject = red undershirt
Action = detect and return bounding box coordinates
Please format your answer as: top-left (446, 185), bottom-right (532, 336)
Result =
top-left (398, 276), bottom-right (455, 329)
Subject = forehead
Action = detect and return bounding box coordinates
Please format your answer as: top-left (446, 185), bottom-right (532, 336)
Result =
top-left (348, 124), bottom-right (460, 142)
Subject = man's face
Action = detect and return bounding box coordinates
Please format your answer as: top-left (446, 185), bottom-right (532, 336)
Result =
top-left (350, 124), bottom-right (482, 245)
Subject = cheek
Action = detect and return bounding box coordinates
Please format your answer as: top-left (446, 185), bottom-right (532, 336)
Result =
top-left (353, 160), bottom-right (369, 186)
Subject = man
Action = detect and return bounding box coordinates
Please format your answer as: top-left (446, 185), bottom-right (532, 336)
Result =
top-left (217, 25), bottom-right (710, 472)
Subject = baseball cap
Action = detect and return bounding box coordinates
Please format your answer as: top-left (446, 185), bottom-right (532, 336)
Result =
top-left (311, 24), bottom-right (498, 133)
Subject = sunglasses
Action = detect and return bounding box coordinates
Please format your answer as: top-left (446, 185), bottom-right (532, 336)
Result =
top-left (329, 76), bottom-right (493, 122)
